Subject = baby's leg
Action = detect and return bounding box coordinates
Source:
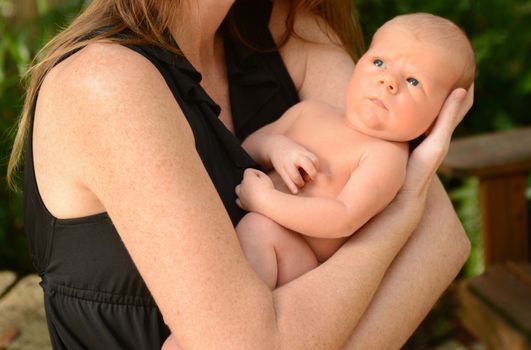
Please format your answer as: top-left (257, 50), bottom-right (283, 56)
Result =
top-left (236, 212), bottom-right (319, 289)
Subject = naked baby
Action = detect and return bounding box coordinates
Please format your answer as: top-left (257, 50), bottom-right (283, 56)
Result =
top-left (235, 13), bottom-right (476, 289)
top-left (161, 12), bottom-right (475, 350)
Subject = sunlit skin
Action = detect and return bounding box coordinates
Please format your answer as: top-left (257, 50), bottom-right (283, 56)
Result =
top-left (346, 24), bottom-right (461, 141)
top-left (233, 20), bottom-right (464, 289)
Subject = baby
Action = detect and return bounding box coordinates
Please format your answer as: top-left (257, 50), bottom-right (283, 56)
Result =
top-left (234, 12), bottom-right (475, 289)
top-left (162, 12), bottom-right (475, 350)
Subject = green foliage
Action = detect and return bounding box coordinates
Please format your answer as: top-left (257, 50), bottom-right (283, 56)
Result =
top-left (0, 0), bottom-right (86, 272)
top-left (449, 178), bottom-right (483, 276)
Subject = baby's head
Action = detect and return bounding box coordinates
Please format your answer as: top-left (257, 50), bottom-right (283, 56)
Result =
top-left (345, 13), bottom-right (475, 142)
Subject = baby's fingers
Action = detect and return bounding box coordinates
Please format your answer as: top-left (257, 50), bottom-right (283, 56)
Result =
top-left (296, 156), bottom-right (319, 181)
top-left (280, 165), bottom-right (303, 194)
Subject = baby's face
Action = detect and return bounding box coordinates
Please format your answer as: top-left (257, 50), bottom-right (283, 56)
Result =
top-left (345, 23), bottom-right (461, 142)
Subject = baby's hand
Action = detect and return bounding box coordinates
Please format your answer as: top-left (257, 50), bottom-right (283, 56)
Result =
top-left (235, 169), bottom-right (274, 212)
top-left (269, 136), bottom-right (320, 194)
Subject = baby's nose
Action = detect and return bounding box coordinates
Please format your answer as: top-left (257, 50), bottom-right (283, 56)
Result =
top-left (379, 75), bottom-right (398, 94)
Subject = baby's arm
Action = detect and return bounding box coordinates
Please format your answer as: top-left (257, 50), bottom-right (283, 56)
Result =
top-left (242, 102), bottom-right (320, 193)
top-left (236, 142), bottom-right (408, 238)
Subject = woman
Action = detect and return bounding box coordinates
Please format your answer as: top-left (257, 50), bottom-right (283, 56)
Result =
top-left (8, 0), bottom-right (472, 349)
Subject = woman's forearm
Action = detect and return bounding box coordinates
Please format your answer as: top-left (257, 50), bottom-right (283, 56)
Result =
top-left (270, 191), bottom-right (425, 349)
top-left (340, 178), bottom-right (470, 350)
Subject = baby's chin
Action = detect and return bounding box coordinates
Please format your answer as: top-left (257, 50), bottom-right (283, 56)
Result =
top-left (347, 110), bottom-right (422, 142)
top-left (359, 110), bottom-right (383, 129)
top-left (357, 124), bottom-right (422, 143)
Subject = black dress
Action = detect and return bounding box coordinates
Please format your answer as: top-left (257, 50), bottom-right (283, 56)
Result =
top-left (23, 0), bottom-right (299, 348)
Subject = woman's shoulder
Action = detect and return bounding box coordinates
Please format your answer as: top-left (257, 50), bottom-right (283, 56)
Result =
top-left (34, 38), bottom-right (198, 207)
top-left (33, 41), bottom-right (190, 218)
top-left (35, 39), bottom-right (192, 172)
top-left (39, 41), bottom-right (179, 135)
top-left (45, 42), bottom-right (164, 102)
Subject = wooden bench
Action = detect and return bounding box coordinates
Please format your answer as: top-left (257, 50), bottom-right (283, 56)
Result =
top-left (459, 262), bottom-right (531, 350)
top-left (0, 272), bottom-right (50, 350)
top-left (439, 127), bottom-right (531, 266)
top-left (440, 127), bottom-right (531, 350)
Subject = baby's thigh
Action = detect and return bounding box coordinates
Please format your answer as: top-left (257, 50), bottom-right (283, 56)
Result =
top-left (236, 212), bottom-right (305, 249)
top-left (236, 212), bottom-right (318, 286)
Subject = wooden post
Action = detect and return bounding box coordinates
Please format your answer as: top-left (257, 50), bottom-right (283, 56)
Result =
top-left (439, 127), bottom-right (531, 266)
top-left (14, 0), bottom-right (37, 22)
top-left (458, 263), bottom-right (531, 350)
top-left (479, 174), bottom-right (530, 266)
top-left (14, 0), bottom-right (63, 23)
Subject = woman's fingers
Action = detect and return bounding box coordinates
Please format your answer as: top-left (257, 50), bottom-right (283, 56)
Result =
top-left (458, 83), bottom-right (474, 121)
top-left (430, 88), bottom-right (468, 147)
top-left (404, 88), bottom-right (469, 193)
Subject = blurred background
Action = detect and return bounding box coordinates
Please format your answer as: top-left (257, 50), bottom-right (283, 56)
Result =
top-left (1, 0), bottom-right (530, 348)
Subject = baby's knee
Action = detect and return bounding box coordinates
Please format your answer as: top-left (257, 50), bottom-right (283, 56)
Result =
top-left (236, 212), bottom-right (292, 247)
top-left (236, 212), bottom-right (279, 237)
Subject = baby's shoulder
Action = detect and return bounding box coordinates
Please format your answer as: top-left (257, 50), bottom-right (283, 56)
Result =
top-left (364, 139), bottom-right (409, 163)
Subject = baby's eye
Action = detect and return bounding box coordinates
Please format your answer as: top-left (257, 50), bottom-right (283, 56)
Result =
top-left (406, 77), bottom-right (420, 87)
top-left (373, 59), bottom-right (385, 67)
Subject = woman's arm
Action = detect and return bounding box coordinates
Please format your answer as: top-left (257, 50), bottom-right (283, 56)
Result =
top-left (59, 43), bottom-right (440, 349)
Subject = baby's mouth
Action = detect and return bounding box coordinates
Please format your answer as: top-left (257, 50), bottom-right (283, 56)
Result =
top-left (370, 98), bottom-right (387, 110)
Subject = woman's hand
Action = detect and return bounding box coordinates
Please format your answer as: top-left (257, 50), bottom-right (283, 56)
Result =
top-left (235, 168), bottom-right (275, 212)
top-left (398, 84), bottom-right (474, 204)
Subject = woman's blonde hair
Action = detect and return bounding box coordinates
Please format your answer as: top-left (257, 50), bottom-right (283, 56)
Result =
top-left (7, 0), bottom-right (364, 189)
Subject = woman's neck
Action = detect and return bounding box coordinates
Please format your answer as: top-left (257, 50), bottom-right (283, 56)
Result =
top-left (171, 0), bottom-right (235, 71)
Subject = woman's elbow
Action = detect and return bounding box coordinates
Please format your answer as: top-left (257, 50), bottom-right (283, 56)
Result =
top-left (451, 221), bottom-right (471, 267)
